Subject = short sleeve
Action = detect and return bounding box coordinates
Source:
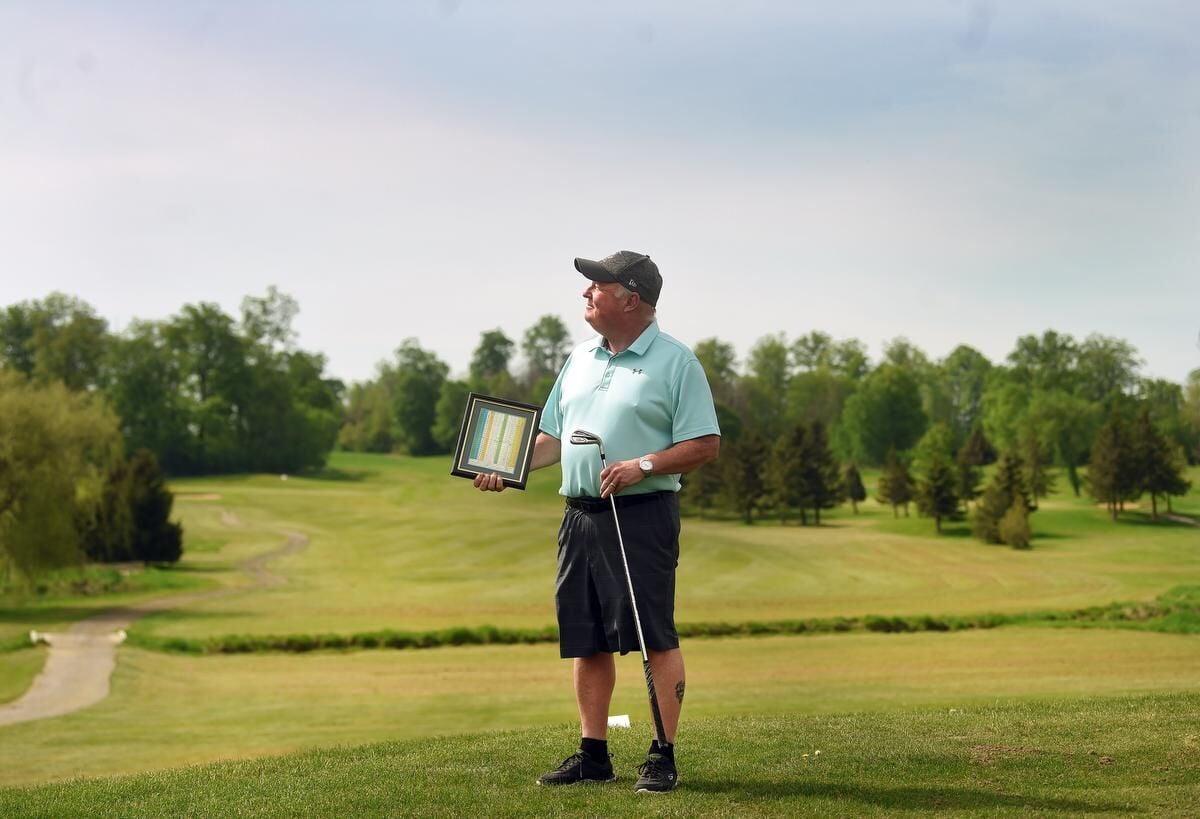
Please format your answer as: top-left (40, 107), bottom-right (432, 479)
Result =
top-left (539, 357), bottom-right (567, 439)
top-left (671, 359), bottom-right (721, 443)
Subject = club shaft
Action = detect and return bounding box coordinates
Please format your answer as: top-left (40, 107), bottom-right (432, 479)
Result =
top-left (600, 453), bottom-right (669, 744)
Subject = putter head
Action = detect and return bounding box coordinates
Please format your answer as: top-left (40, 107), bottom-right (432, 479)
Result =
top-left (569, 429), bottom-right (605, 457)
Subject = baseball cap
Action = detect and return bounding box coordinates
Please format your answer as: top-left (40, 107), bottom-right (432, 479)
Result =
top-left (575, 250), bottom-right (662, 306)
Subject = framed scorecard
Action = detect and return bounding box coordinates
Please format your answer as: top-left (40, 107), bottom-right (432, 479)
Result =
top-left (450, 393), bottom-right (542, 490)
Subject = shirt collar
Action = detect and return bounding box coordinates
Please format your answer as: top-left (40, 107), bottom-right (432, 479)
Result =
top-left (589, 321), bottom-right (659, 357)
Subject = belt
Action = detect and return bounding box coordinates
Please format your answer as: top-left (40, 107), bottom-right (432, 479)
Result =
top-left (566, 491), bottom-right (670, 513)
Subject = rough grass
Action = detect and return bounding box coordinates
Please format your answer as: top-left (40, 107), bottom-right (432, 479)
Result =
top-left (1, 693), bottom-right (1197, 817)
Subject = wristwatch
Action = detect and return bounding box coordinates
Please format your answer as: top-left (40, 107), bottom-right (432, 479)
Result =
top-left (638, 457), bottom-right (654, 478)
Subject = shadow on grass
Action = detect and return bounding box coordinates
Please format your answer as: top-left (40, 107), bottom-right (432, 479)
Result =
top-left (0, 605), bottom-right (108, 626)
top-left (298, 467), bottom-right (377, 482)
top-left (688, 779), bottom-right (1128, 813)
top-left (1111, 513), bottom-right (1198, 529)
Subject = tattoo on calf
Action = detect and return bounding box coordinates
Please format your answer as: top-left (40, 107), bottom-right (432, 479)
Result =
top-left (675, 680), bottom-right (685, 704)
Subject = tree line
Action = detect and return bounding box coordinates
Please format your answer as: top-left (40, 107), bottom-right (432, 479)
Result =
top-left (3, 288), bottom-right (1198, 579)
top-left (0, 288), bottom-right (341, 581)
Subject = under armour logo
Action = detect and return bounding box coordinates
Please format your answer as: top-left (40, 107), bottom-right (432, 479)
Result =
top-left (632, 368), bottom-right (644, 375)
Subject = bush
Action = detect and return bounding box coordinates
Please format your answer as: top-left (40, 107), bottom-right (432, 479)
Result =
top-left (999, 500), bottom-right (1032, 549)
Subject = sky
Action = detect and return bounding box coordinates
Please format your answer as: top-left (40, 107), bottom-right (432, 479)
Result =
top-left (1, 1), bottom-right (1198, 385)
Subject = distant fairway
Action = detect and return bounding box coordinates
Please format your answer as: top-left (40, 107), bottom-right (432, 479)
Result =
top-left (0, 452), bottom-right (1197, 792)
top-left (131, 454), bottom-right (1200, 640)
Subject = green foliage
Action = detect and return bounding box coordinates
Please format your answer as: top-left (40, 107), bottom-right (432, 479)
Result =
top-left (386, 338), bottom-right (449, 456)
top-left (693, 338), bottom-right (738, 408)
top-left (1019, 427), bottom-right (1055, 508)
top-left (913, 424), bottom-right (959, 533)
top-left (840, 463), bottom-right (867, 513)
top-left (972, 450), bottom-right (1031, 544)
top-left (766, 423), bottom-right (806, 524)
top-left (431, 379), bottom-right (472, 453)
top-left (0, 372), bottom-right (123, 581)
top-left (802, 420), bottom-right (841, 524)
top-left (722, 430), bottom-right (768, 524)
top-left (875, 448), bottom-right (914, 518)
top-left (999, 499), bottom-right (1032, 549)
top-left (0, 293), bottom-right (109, 390)
top-left (1132, 407), bottom-right (1192, 518)
top-left (838, 364), bottom-right (927, 465)
top-left (78, 449), bottom-right (183, 564)
top-left (933, 344), bottom-right (993, 447)
top-left (520, 315), bottom-right (570, 393)
top-left (1087, 414), bottom-right (1136, 520)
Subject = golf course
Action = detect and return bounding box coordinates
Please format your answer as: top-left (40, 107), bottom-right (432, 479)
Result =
top-left (0, 452), bottom-right (1197, 815)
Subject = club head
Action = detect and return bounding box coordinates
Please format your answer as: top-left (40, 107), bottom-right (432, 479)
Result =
top-left (569, 429), bottom-right (603, 449)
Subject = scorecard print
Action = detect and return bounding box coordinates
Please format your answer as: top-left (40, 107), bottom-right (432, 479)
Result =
top-left (450, 393), bottom-right (542, 490)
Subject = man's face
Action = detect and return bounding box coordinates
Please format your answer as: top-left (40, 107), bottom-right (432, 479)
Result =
top-left (582, 280), bottom-right (633, 330)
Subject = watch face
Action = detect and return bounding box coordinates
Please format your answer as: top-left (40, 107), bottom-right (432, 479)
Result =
top-left (640, 459), bottom-right (653, 474)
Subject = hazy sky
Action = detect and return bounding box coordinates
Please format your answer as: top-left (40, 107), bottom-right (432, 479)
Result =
top-left (2, 2), bottom-right (1198, 385)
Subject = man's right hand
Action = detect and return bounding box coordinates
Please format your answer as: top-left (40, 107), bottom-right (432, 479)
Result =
top-left (473, 473), bottom-right (506, 492)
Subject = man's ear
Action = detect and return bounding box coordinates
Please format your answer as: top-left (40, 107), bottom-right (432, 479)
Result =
top-left (623, 293), bottom-right (641, 313)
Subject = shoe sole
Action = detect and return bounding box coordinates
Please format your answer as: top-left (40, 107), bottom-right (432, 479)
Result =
top-left (635, 778), bottom-right (680, 794)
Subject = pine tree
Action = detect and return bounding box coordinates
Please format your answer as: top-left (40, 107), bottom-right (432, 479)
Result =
top-left (1019, 428), bottom-right (1056, 510)
top-left (915, 450), bottom-right (959, 534)
top-left (841, 463), bottom-right (867, 514)
top-left (972, 450), bottom-right (1031, 544)
top-left (127, 449), bottom-right (183, 563)
top-left (802, 420), bottom-right (841, 525)
top-left (765, 424), bottom-right (806, 525)
top-left (723, 431), bottom-right (768, 525)
top-left (1132, 408), bottom-right (1192, 519)
top-left (960, 424), bottom-right (997, 467)
top-left (954, 445), bottom-right (983, 512)
top-left (998, 498), bottom-right (1032, 549)
top-left (681, 461), bottom-right (724, 519)
top-left (876, 448), bottom-right (914, 518)
top-left (1088, 415), bottom-right (1135, 521)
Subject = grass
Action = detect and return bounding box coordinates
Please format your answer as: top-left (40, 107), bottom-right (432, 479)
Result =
top-left (0, 453), bottom-right (1197, 804)
top-left (125, 456), bottom-right (1200, 642)
top-left (1, 693), bottom-right (1197, 817)
top-left (1, 627), bottom-right (1198, 786)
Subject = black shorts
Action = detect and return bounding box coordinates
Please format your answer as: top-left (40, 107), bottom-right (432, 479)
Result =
top-left (555, 491), bottom-right (681, 658)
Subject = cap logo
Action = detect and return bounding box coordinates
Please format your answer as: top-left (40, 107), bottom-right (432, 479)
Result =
top-left (628, 279), bottom-right (637, 287)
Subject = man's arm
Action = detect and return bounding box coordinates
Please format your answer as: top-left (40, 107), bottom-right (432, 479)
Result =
top-left (473, 432), bottom-right (560, 492)
top-left (598, 434), bottom-right (720, 498)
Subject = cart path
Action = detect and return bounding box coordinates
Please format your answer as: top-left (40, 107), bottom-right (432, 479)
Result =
top-left (0, 530), bottom-right (309, 727)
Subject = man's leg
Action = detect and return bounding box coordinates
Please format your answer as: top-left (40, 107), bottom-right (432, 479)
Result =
top-left (646, 647), bottom-right (685, 743)
top-left (575, 652), bottom-right (616, 739)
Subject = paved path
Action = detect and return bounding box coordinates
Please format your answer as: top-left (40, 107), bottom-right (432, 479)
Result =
top-left (0, 530), bottom-right (309, 727)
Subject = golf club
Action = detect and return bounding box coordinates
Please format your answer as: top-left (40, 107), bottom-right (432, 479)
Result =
top-left (568, 429), bottom-right (669, 747)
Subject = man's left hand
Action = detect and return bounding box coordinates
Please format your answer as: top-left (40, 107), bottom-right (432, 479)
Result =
top-left (598, 459), bottom-right (645, 498)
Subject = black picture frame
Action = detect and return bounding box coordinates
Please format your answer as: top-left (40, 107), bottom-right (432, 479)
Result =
top-left (450, 393), bottom-right (543, 490)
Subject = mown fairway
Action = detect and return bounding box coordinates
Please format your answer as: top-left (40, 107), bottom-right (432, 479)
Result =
top-left (112, 454), bottom-right (1200, 639)
top-left (2, 695), bottom-right (1198, 817)
top-left (0, 453), bottom-right (1197, 800)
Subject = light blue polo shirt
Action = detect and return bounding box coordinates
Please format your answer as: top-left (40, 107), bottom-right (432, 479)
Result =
top-left (540, 321), bottom-right (721, 497)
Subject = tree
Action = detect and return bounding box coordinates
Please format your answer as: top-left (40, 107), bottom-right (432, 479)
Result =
top-left (1087, 414), bottom-right (1136, 521)
top-left (743, 334), bottom-right (791, 439)
top-left (972, 450), bottom-right (1031, 544)
top-left (0, 293), bottom-right (111, 391)
top-left (681, 461), bottom-right (724, 518)
top-left (936, 345), bottom-right (993, 447)
top-left (1023, 389), bottom-right (1098, 497)
top-left (469, 330), bottom-right (515, 391)
top-left (722, 431), bottom-right (768, 524)
top-left (126, 449), bottom-right (183, 563)
top-left (1132, 406), bottom-right (1191, 519)
top-left (954, 443), bottom-right (983, 512)
top-left (841, 463), bottom-right (867, 514)
top-left (915, 453), bottom-right (959, 534)
top-left (521, 315), bottom-right (570, 399)
top-left (338, 382), bottom-right (397, 453)
top-left (432, 379), bottom-right (472, 452)
top-left (386, 339), bottom-right (449, 456)
top-left (693, 338), bottom-right (739, 409)
top-left (790, 331), bottom-right (833, 372)
top-left (837, 364), bottom-right (927, 465)
top-left (765, 424), bottom-right (806, 525)
top-left (913, 424), bottom-right (960, 533)
top-left (876, 448), bottom-right (914, 518)
top-left (998, 499), bottom-right (1032, 549)
top-left (1019, 427), bottom-right (1055, 510)
top-left (0, 372), bottom-right (123, 581)
top-left (1184, 368), bottom-right (1200, 464)
top-left (1007, 330), bottom-right (1079, 393)
top-left (1076, 334), bottom-right (1142, 407)
top-left (802, 420), bottom-right (841, 525)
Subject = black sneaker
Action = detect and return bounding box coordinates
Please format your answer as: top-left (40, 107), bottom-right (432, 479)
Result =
top-left (635, 752), bottom-right (678, 793)
top-left (536, 751), bottom-right (616, 786)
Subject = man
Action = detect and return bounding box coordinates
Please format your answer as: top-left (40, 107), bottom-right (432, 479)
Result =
top-left (474, 250), bottom-right (720, 793)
